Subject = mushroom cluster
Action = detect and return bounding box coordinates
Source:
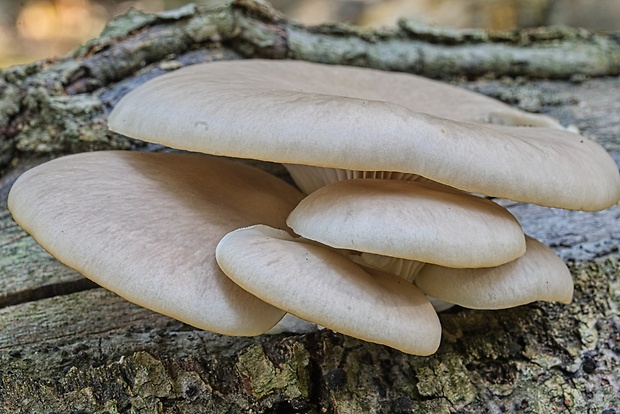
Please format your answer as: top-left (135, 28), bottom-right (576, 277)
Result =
top-left (9, 60), bottom-right (620, 356)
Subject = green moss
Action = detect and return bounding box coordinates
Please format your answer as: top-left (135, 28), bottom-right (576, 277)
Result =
top-left (235, 343), bottom-right (310, 400)
top-left (415, 355), bottom-right (476, 405)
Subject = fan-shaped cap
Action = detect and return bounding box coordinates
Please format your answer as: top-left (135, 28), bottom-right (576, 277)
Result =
top-left (216, 225), bottom-right (442, 356)
top-left (287, 179), bottom-right (526, 268)
top-left (414, 236), bottom-right (573, 309)
top-left (8, 151), bottom-right (305, 335)
top-left (108, 59), bottom-right (620, 210)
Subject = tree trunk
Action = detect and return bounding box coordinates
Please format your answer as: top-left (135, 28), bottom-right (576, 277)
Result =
top-left (1, 1), bottom-right (619, 412)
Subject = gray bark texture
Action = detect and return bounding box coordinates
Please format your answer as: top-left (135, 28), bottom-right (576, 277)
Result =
top-left (0, 1), bottom-right (619, 412)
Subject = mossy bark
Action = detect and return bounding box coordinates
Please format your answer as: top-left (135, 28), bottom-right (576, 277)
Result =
top-left (1, 1), bottom-right (619, 412)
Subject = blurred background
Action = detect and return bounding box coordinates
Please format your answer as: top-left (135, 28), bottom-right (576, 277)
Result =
top-left (1, 0), bottom-right (618, 68)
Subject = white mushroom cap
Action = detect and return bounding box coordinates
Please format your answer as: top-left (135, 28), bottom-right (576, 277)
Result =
top-left (108, 60), bottom-right (620, 210)
top-left (216, 225), bottom-right (442, 356)
top-left (414, 236), bottom-right (574, 309)
top-left (287, 179), bottom-right (526, 268)
top-left (8, 151), bottom-right (305, 336)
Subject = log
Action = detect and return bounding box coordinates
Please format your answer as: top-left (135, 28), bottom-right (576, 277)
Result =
top-left (0, 1), bottom-right (619, 412)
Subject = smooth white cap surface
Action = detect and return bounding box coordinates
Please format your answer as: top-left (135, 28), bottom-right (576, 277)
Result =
top-left (8, 151), bottom-right (304, 335)
top-left (414, 236), bottom-right (574, 309)
top-left (288, 179), bottom-right (526, 268)
top-left (216, 225), bottom-right (442, 356)
top-left (109, 60), bottom-right (620, 210)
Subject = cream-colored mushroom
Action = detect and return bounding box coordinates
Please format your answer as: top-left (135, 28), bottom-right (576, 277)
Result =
top-left (11, 59), bottom-right (599, 354)
top-left (284, 178), bottom-right (573, 312)
top-left (414, 236), bottom-right (574, 309)
top-left (8, 151), bottom-right (305, 336)
top-left (108, 60), bottom-right (620, 209)
top-left (216, 224), bottom-right (442, 356)
top-left (287, 178), bottom-right (526, 271)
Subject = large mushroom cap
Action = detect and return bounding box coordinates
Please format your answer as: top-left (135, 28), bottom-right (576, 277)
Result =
top-left (108, 59), bottom-right (620, 210)
top-left (287, 179), bottom-right (526, 268)
top-left (414, 236), bottom-right (574, 309)
top-left (216, 225), bottom-right (442, 356)
top-left (8, 151), bottom-right (305, 336)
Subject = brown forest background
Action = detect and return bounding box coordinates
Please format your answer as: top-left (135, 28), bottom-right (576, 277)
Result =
top-left (1, 0), bottom-right (619, 68)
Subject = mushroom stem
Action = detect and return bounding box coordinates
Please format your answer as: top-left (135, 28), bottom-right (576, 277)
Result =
top-left (266, 313), bottom-right (320, 334)
top-left (428, 297), bottom-right (456, 312)
top-left (347, 251), bottom-right (457, 312)
top-left (348, 251), bottom-right (426, 283)
top-left (347, 251), bottom-right (456, 311)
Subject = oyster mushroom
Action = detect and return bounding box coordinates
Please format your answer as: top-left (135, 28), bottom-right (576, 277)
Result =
top-left (284, 178), bottom-right (573, 310)
top-left (287, 178), bottom-right (526, 271)
top-left (108, 59), bottom-right (620, 210)
top-left (216, 224), bottom-right (442, 356)
top-left (414, 237), bottom-right (574, 309)
top-left (9, 59), bottom-right (618, 356)
top-left (8, 151), bottom-right (304, 336)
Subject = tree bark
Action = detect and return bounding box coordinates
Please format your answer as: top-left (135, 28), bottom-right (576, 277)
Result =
top-left (1, 1), bottom-right (619, 412)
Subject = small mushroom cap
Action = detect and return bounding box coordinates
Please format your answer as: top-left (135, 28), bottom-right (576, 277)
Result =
top-left (288, 179), bottom-right (526, 268)
top-left (108, 60), bottom-right (620, 210)
top-left (414, 236), bottom-right (574, 309)
top-left (8, 151), bottom-right (305, 336)
top-left (216, 225), bottom-right (442, 356)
